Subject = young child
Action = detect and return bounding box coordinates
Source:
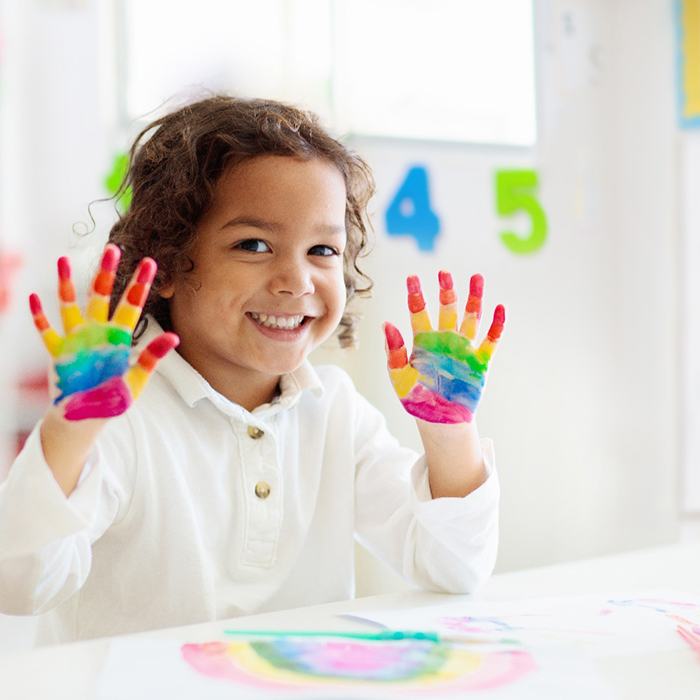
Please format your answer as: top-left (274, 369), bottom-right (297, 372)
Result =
top-left (0, 96), bottom-right (505, 645)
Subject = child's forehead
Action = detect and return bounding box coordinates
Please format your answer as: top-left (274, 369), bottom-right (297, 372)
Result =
top-left (212, 156), bottom-right (346, 204)
top-left (220, 154), bottom-right (343, 184)
top-left (200, 155), bottom-right (348, 229)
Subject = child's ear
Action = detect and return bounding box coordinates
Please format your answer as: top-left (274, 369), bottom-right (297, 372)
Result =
top-left (159, 283), bottom-right (175, 299)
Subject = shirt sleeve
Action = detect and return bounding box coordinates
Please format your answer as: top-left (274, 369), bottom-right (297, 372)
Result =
top-left (0, 416), bottom-right (135, 615)
top-left (352, 391), bottom-right (499, 594)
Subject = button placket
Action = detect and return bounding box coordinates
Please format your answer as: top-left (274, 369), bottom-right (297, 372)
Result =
top-left (239, 423), bottom-right (281, 567)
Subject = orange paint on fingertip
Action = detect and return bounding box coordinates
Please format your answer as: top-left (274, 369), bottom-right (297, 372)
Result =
top-left (59, 279), bottom-right (76, 303)
top-left (406, 276), bottom-right (426, 313)
top-left (487, 304), bottom-right (506, 340)
top-left (93, 270), bottom-right (114, 296)
top-left (127, 282), bottom-right (149, 307)
top-left (387, 347), bottom-right (408, 369)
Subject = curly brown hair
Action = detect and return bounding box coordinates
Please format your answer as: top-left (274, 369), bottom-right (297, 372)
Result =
top-left (108, 95), bottom-right (375, 347)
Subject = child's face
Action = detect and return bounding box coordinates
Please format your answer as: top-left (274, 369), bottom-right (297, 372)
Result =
top-left (163, 155), bottom-right (348, 395)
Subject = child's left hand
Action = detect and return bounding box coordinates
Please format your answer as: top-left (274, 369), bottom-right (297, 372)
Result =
top-left (383, 271), bottom-right (505, 424)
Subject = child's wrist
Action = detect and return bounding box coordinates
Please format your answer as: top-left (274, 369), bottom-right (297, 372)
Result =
top-left (41, 404), bottom-right (108, 440)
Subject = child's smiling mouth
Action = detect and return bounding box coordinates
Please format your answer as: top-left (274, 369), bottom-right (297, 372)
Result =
top-left (245, 311), bottom-right (315, 340)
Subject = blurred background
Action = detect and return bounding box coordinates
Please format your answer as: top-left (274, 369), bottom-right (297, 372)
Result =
top-left (0, 0), bottom-right (698, 650)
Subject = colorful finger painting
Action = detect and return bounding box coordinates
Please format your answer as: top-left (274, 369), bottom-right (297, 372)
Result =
top-left (97, 632), bottom-right (611, 700)
top-left (384, 271), bottom-right (504, 424)
top-left (181, 638), bottom-right (534, 693)
top-left (29, 244), bottom-right (178, 420)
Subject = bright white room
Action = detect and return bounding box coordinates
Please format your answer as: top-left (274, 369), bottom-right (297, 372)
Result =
top-left (1, 1), bottom-right (699, 698)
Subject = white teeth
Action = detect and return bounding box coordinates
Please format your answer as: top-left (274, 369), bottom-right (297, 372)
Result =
top-left (249, 312), bottom-right (304, 330)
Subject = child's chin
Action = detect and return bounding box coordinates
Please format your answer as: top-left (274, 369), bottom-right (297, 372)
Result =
top-left (251, 356), bottom-right (306, 376)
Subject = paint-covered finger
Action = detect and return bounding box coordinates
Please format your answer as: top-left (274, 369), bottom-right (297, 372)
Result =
top-left (87, 243), bottom-right (121, 323)
top-left (437, 270), bottom-right (458, 331)
top-left (406, 275), bottom-right (432, 335)
top-left (384, 322), bottom-right (408, 369)
top-left (29, 293), bottom-right (62, 357)
top-left (477, 304), bottom-right (505, 362)
top-left (383, 322), bottom-right (420, 400)
top-left (124, 331), bottom-right (179, 400)
top-left (459, 273), bottom-right (483, 341)
top-left (57, 256), bottom-right (85, 334)
top-left (111, 257), bottom-right (156, 332)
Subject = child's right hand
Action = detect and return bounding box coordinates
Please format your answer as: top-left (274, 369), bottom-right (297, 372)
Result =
top-left (29, 243), bottom-right (179, 422)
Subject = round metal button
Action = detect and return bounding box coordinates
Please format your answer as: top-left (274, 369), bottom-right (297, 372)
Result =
top-left (247, 425), bottom-right (264, 439)
top-left (254, 481), bottom-right (271, 499)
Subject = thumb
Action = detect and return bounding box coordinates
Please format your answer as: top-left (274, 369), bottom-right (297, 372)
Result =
top-left (123, 332), bottom-right (180, 401)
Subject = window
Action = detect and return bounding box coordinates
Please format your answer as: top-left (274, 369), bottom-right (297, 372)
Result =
top-left (120, 0), bottom-right (536, 145)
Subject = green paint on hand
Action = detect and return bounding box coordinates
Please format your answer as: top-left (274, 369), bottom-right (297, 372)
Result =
top-left (414, 331), bottom-right (487, 373)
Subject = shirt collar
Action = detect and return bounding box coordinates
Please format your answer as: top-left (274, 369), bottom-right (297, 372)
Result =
top-left (134, 316), bottom-right (324, 415)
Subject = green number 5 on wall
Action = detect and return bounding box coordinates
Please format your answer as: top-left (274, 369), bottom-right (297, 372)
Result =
top-left (495, 169), bottom-right (548, 254)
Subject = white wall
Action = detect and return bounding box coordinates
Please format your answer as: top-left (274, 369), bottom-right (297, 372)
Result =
top-left (318, 0), bottom-right (680, 580)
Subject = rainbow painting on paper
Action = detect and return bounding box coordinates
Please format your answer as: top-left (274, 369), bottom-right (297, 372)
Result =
top-left (180, 638), bottom-right (533, 693)
top-left (95, 633), bottom-right (612, 699)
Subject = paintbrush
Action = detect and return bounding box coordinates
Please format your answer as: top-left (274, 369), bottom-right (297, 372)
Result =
top-left (222, 629), bottom-right (519, 646)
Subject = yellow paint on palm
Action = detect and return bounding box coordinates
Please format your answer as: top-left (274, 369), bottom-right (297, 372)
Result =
top-left (60, 304), bottom-right (84, 334)
top-left (112, 303), bottom-right (140, 330)
top-left (124, 364), bottom-right (149, 399)
top-left (437, 271), bottom-right (458, 332)
top-left (86, 296), bottom-right (110, 324)
top-left (438, 307), bottom-right (458, 331)
top-left (460, 315), bottom-right (479, 341)
top-left (42, 328), bottom-right (63, 357)
top-left (477, 339), bottom-right (496, 363)
top-left (410, 309), bottom-right (431, 334)
top-left (389, 364), bottom-right (420, 398)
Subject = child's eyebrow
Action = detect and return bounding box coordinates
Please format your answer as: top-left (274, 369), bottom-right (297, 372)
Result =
top-left (221, 216), bottom-right (345, 236)
top-left (221, 216), bottom-right (280, 233)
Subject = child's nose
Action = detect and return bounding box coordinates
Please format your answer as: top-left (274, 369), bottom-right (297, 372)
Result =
top-left (269, 260), bottom-right (315, 296)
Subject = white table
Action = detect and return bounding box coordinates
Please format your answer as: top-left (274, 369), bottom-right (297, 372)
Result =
top-left (2, 542), bottom-right (700, 699)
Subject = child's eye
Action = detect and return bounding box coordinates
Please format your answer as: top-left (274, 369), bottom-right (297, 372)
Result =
top-left (308, 244), bottom-right (339, 257)
top-left (234, 239), bottom-right (271, 253)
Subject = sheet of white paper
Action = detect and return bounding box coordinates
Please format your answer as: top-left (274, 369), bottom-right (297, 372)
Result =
top-left (345, 590), bottom-right (700, 658)
top-left (96, 635), bottom-right (613, 700)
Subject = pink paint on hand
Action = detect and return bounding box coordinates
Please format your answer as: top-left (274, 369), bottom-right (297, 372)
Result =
top-left (402, 384), bottom-right (473, 424)
top-left (63, 376), bottom-right (132, 420)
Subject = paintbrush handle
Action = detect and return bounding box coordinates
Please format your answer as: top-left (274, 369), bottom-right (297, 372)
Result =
top-left (223, 629), bottom-right (440, 642)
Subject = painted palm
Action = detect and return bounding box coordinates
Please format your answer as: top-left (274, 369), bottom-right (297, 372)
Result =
top-left (384, 271), bottom-right (505, 424)
top-left (29, 244), bottom-right (178, 421)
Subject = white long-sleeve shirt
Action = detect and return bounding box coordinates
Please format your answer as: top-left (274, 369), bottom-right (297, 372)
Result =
top-left (0, 320), bottom-right (499, 645)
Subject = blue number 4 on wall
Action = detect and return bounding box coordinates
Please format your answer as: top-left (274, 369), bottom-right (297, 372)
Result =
top-left (385, 165), bottom-right (441, 252)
